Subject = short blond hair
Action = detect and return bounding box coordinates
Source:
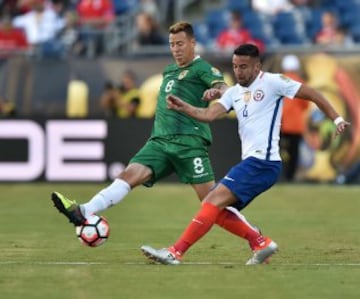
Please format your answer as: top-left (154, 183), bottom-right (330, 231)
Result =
top-left (169, 21), bottom-right (194, 38)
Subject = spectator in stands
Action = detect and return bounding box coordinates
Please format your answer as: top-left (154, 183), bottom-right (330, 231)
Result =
top-left (16, 0), bottom-right (35, 14)
top-left (100, 80), bottom-right (118, 117)
top-left (139, 0), bottom-right (160, 21)
top-left (252, 0), bottom-right (293, 16)
top-left (0, 97), bottom-right (16, 117)
top-left (0, 14), bottom-right (29, 58)
top-left (290, 0), bottom-right (314, 7)
top-left (280, 54), bottom-right (309, 181)
top-left (0, 0), bottom-right (22, 17)
top-left (56, 10), bottom-right (83, 57)
top-left (314, 11), bottom-right (353, 46)
top-left (116, 70), bottom-right (141, 118)
top-left (76, 0), bottom-right (116, 57)
top-left (2, 0), bottom-right (34, 17)
top-left (12, 0), bottom-right (65, 58)
top-left (332, 26), bottom-right (354, 47)
top-left (215, 11), bottom-right (265, 53)
top-left (112, 0), bottom-right (138, 16)
top-left (51, 0), bottom-right (68, 16)
top-left (100, 70), bottom-right (141, 118)
top-left (134, 11), bottom-right (166, 48)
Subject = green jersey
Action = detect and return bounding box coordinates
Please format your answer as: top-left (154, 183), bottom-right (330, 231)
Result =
top-left (150, 56), bottom-right (225, 145)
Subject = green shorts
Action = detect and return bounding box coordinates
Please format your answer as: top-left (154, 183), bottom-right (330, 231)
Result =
top-left (129, 135), bottom-right (215, 186)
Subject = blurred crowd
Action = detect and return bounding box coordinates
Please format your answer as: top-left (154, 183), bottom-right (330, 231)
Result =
top-left (0, 0), bottom-right (168, 59)
top-left (0, 0), bottom-right (358, 61)
top-left (196, 0), bottom-right (360, 52)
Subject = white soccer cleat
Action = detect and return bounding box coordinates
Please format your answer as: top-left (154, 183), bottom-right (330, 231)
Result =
top-left (246, 239), bottom-right (278, 265)
top-left (141, 245), bottom-right (181, 265)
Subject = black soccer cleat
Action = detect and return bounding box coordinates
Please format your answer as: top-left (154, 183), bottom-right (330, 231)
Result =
top-left (51, 192), bottom-right (86, 226)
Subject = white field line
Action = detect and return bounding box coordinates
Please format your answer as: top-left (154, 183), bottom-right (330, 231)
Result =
top-left (0, 261), bottom-right (106, 265)
top-left (1, 261), bottom-right (360, 267)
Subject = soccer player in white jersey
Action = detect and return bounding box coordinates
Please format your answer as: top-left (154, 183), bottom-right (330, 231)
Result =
top-left (141, 44), bottom-right (350, 265)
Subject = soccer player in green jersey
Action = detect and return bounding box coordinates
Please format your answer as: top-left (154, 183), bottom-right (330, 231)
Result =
top-left (51, 21), bottom-right (268, 255)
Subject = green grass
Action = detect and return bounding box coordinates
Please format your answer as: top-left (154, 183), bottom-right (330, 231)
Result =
top-left (0, 183), bottom-right (360, 299)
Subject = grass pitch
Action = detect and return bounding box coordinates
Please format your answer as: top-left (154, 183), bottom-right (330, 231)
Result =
top-left (0, 183), bottom-right (359, 299)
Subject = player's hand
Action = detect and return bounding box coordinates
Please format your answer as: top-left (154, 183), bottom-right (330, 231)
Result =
top-left (167, 94), bottom-right (186, 111)
top-left (202, 88), bottom-right (222, 101)
top-left (334, 119), bottom-right (350, 138)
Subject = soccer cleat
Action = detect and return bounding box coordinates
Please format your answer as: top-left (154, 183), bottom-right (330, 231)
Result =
top-left (51, 192), bottom-right (86, 226)
top-left (246, 237), bottom-right (278, 265)
top-left (141, 245), bottom-right (181, 265)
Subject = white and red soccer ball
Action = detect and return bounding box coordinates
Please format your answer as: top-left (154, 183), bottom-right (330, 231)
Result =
top-left (75, 215), bottom-right (110, 247)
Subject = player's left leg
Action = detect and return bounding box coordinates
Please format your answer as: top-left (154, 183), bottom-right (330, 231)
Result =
top-left (141, 184), bottom-right (278, 265)
top-left (194, 182), bottom-right (264, 247)
top-left (219, 157), bottom-right (281, 264)
top-left (187, 169), bottom-right (265, 249)
top-left (141, 184), bottom-right (234, 264)
top-left (173, 135), bottom-right (266, 250)
top-left (141, 157), bottom-right (281, 265)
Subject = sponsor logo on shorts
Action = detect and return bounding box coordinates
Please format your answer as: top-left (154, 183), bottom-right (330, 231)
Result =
top-left (193, 172), bottom-right (209, 178)
top-left (224, 176), bottom-right (235, 181)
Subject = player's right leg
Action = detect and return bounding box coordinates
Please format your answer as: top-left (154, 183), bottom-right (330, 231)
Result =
top-left (51, 163), bottom-right (151, 226)
top-left (80, 163), bottom-right (150, 218)
top-left (51, 139), bottom-right (167, 226)
top-left (246, 237), bottom-right (278, 265)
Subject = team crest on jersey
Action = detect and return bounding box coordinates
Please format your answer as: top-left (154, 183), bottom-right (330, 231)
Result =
top-left (253, 89), bottom-right (265, 101)
top-left (243, 91), bottom-right (251, 103)
top-left (211, 67), bottom-right (222, 77)
top-left (178, 70), bottom-right (189, 80)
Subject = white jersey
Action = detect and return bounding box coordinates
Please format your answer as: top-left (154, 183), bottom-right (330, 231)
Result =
top-left (218, 71), bottom-right (301, 161)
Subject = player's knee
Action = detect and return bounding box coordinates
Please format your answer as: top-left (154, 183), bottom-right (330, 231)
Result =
top-left (119, 163), bottom-right (152, 187)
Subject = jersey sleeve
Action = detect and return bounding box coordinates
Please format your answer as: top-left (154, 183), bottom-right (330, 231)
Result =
top-left (198, 63), bottom-right (225, 87)
top-left (218, 86), bottom-right (235, 112)
top-left (274, 74), bottom-right (302, 99)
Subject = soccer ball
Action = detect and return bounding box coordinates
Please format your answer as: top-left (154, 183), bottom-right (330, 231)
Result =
top-left (75, 215), bottom-right (110, 247)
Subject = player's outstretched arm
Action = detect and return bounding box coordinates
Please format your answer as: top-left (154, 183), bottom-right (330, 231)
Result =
top-left (202, 82), bottom-right (228, 101)
top-left (295, 84), bottom-right (350, 136)
top-left (167, 94), bottom-right (227, 122)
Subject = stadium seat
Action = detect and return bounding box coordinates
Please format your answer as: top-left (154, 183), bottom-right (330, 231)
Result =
top-left (334, 0), bottom-right (360, 13)
top-left (320, 0), bottom-right (338, 8)
top-left (350, 23), bottom-right (360, 42)
top-left (275, 28), bottom-right (307, 45)
top-left (242, 10), bottom-right (264, 29)
top-left (304, 8), bottom-right (325, 41)
top-left (205, 9), bottom-right (229, 39)
top-left (226, 0), bottom-right (251, 12)
top-left (193, 22), bottom-right (212, 47)
top-left (273, 12), bottom-right (307, 45)
top-left (241, 11), bottom-right (275, 46)
top-left (340, 5), bottom-right (360, 28)
top-left (112, 0), bottom-right (138, 15)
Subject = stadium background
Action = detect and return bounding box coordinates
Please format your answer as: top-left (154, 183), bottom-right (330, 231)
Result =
top-left (1, 0), bottom-right (360, 183)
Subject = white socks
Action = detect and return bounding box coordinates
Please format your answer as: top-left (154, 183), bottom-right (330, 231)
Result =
top-left (81, 178), bottom-right (131, 218)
